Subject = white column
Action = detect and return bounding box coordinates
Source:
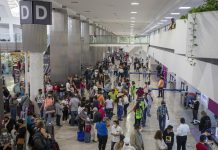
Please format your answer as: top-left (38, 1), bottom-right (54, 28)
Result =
top-left (29, 53), bottom-right (44, 101)
top-left (81, 21), bottom-right (90, 66)
top-left (50, 9), bottom-right (68, 82)
top-left (9, 23), bottom-right (14, 42)
top-left (68, 16), bottom-right (82, 75)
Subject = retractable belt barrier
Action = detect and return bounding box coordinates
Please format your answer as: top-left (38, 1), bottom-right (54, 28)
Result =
top-left (129, 71), bottom-right (157, 75)
top-left (135, 87), bottom-right (185, 92)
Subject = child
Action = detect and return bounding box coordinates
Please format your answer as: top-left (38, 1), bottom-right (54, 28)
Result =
top-left (84, 118), bottom-right (92, 143)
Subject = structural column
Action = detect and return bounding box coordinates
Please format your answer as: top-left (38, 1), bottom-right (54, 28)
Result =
top-left (89, 24), bottom-right (96, 66)
top-left (81, 20), bottom-right (90, 66)
top-left (50, 9), bottom-right (68, 83)
top-left (68, 16), bottom-right (82, 75)
top-left (22, 25), bottom-right (47, 101)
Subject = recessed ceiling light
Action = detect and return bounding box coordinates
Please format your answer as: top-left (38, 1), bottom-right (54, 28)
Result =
top-left (131, 2), bottom-right (140, 6)
top-left (165, 17), bottom-right (173, 19)
top-left (179, 6), bottom-right (191, 10)
top-left (131, 11), bottom-right (137, 14)
top-left (131, 17), bottom-right (135, 19)
top-left (130, 20), bottom-right (136, 23)
top-left (161, 20), bottom-right (168, 22)
top-left (171, 13), bottom-right (180, 15)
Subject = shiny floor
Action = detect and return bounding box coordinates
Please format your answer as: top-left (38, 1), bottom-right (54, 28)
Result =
top-left (55, 73), bottom-right (199, 150)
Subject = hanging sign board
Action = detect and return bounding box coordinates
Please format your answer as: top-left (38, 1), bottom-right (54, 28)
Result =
top-left (20, 1), bottom-right (52, 25)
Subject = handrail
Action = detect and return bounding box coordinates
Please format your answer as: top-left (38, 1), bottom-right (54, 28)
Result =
top-left (90, 35), bottom-right (149, 44)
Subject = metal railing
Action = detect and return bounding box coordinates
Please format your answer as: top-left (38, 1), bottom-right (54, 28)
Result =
top-left (0, 33), bottom-right (22, 43)
top-left (90, 35), bottom-right (149, 44)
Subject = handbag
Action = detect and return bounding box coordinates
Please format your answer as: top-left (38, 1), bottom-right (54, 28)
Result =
top-left (17, 138), bottom-right (25, 145)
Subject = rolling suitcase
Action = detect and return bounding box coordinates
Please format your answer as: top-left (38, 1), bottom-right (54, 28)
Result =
top-left (77, 131), bottom-right (85, 142)
top-left (84, 132), bottom-right (91, 143)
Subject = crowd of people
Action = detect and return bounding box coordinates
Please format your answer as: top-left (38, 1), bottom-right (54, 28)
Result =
top-left (1, 49), bottom-right (216, 150)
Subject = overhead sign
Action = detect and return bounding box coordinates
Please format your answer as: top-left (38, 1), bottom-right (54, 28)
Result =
top-left (20, 1), bottom-right (52, 25)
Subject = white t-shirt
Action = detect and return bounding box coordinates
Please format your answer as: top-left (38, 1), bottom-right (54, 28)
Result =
top-left (66, 82), bottom-right (71, 92)
top-left (111, 125), bottom-right (123, 142)
top-left (123, 95), bottom-right (129, 105)
top-left (118, 98), bottom-right (123, 106)
top-left (105, 99), bottom-right (113, 109)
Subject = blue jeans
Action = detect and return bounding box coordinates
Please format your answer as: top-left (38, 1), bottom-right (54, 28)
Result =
top-left (105, 108), bottom-right (113, 120)
top-left (142, 108), bottom-right (147, 127)
top-left (159, 115), bottom-right (166, 132)
top-left (10, 107), bottom-right (17, 121)
top-left (46, 113), bottom-right (52, 124)
top-left (71, 111), bottom-right (78, 126)
top-left (117, 105), bottom-right (123, 120)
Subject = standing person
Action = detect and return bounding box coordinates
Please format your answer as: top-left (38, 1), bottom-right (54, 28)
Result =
top-left (20, 94), bottom-right (31, 119)
top-left (196, 135), bottom-right (208, 150)
top-left (93, 107), bottom-right (102, 142)
top-left (130, 124), bottom-right (144, 150)
top-left (44, 93), bottom-right (55, 124)
top-left (9, 95), bottom-right (18, 121)
top-left (123, 92), bottom-right (129, 117)
top-left (16, 119), bottom-right (26, 150)
top-left (111, 120), bottom-right (123, 150)
top-left (96, 118), bottom-right (109, 150)
top-left (176, 118), bottom-right (190, 150)
top-left (66, 80), bottom-right (72, 96)
top-left (163, 125), bottom-right (174, 150)
top-left (156, 64), bottom-right (162, 77)
top-left (158, 76), bottom-right (165, 98)
top-left (69, 94), bottom-right (80, 126)
top-left (199, 111), bottom-right (211, 133)
top-left (3, 116), bottom-right (15, 134)
top-left (0, 128), bottom-right (13, 150)
top-left (146, 92), bottom-right (153, 117)
top-left (117, 94), bottom-right (124, 121)
top-left (55, 100), bottom-right (63, 126)
top-left (157, 101), bottom-right (169, 132)
top-left (154, 130), bottom-right (168, 150)
top-left (191, 99), bottom-right (200, 124)
top-left (105, 96), bottom-right (113, 120)
top-left (130, 81), bottom-right (136, 102)
top-left (35, 89), bottom-right (45, 117)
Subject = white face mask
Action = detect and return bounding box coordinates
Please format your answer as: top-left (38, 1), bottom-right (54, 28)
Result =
top-left (2, 132), bottom-right (7, 136)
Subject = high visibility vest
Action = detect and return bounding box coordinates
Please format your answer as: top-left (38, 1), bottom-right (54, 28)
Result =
top-left (140, 101), bottom-right (145, 110)
top-left (135, 108), bottom-right (142, 119)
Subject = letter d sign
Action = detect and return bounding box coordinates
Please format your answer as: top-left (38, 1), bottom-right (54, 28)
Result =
top-left (20, 1), bottom-right (52, 25)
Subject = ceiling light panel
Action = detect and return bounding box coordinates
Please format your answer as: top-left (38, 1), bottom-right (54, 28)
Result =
top-left (171, 13), bottom-right (180, 15)
top-left (131, 2), bottom-right (140, 6)
top-left (131, 11), bottom-right (137, 14)
top-left (179, 7), bottom-right (191, 10)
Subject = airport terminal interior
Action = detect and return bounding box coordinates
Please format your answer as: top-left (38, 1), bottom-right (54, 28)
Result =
top-left (1, 0), bottom-right (218, 150)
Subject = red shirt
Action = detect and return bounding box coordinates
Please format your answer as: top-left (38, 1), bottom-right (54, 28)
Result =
top-left (196, 143), bottom-right (207, 150)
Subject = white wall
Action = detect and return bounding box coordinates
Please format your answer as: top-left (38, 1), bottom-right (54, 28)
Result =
top-left (148, 47), bottom-right (218, 102)
top-left (189, 11), bottom-right (218, 58)
top-left (150, 20), bottom-right (188, 54)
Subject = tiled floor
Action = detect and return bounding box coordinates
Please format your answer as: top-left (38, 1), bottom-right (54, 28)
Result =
top-left (3, 65), bottom-right (217, 150)
top-left (54, 72), bottom-right (202, 150)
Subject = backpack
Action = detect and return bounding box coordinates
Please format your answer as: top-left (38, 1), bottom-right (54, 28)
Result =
top-left (32, 130), bottom-right (48, 150)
